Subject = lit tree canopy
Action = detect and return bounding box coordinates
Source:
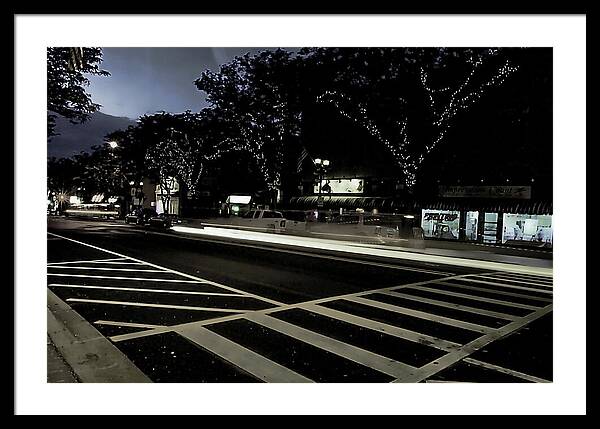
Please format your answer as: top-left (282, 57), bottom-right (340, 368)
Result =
top-left (299, 47), bottom-right (519, 188)
top-left (195, 49), bottom-right (303, 191)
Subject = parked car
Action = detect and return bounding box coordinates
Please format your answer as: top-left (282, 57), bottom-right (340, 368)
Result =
top-left (234, 209), bottom-right (286, 232)
top-left (148, 213), bottom-right (181, 229)
top-left (125, 208), bottom-right (157, 225)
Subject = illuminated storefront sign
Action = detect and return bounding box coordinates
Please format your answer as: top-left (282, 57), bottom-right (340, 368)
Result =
top-left (421, 209), bottom-right (460, 240)
top-left (439, 185), bottom-right (531, 199)
top-left (227, 195), bottom-right (252, 204)
top-left (314, 178), bottom-right (364, 194)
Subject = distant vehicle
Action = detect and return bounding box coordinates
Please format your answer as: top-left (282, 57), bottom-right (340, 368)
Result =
top-left (234, 209), bottom-right (286, 232)
top-left (125, 208), bottom-right (157, 225)
top-left (148, 213), bottom-right (181, 229)
top-left (64, 203), bottom-right (120, 219)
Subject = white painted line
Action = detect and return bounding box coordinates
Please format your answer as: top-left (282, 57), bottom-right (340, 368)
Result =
top-left (175, 325), bottom-right (313, 383)
top-left (488, 271), bottom-right (553, 281)
top-left (408, 286), bottom-right (541, 311)
top-left (83, 261), bottom-right (146, 265)
top-left (346, 296), bottom-right (494, 335)
top-left (48, 283), bottom-right (247, 297)
top-left (301, 303), bottom-right (462, 351)
top-left (432, 281), bottom-right (553, 303)
top-left (475, 274), bottom-right (553, 288)
top-left (47, 273), bottom-right (210, 283)
top-left (47, 232), bottom-right (284, 307)
top-left (94, 320), bottom-right (165, 329)
top-left (108, 274), bottom-right (471, 344)
top-left (454, 277), bottom-right (553, 294)
top-left (65, 298), bottom-right (249, 313)
top-left (47, 266), bottom-right (166, 273)
top-left (394, 305), bottom-right (552, 383)
top-left (383, 291), bottom-right (519, 322)
top-left (462, 358), bottom-right (551, 383)
top-left (245, 312), bottom-right (416, 379)
top-left (47, 258), bottom-right (128, 265)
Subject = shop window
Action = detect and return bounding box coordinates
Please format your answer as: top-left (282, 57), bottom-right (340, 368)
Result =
top-left (421, 209), bottom-right (460, 240)
top-left (502, 214), bottom-right (553, 245)
top-left (483, 212), bottom-right (499, 244)
top-left (466, 211), bottom-right (479, 241)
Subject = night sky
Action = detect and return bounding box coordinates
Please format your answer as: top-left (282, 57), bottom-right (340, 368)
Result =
top-left (86, 47), bottom-right (281, 119)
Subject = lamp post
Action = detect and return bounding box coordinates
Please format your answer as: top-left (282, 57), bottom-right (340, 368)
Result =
top-left (314, 158), bottom-right (330, 209)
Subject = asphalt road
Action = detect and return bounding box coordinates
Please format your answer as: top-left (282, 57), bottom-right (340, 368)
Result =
top-left (47, 217), bottom-right (553, 383)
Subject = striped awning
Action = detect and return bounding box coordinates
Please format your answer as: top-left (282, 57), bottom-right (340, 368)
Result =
top-left (287, 196), bottom-right (552, 215)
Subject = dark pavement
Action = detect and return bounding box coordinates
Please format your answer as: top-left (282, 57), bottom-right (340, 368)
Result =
top-left (47, 217), bottom-right (553, 383)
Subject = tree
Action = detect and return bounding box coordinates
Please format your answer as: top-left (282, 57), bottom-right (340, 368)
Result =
top-left (195, 49), bottom-right (303, 199)
top-left (47, 47), bottom-right (110, 138)
top-left (300, 48), bottom-right (519, 189)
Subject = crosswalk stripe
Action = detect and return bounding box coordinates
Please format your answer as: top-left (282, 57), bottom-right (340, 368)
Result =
top-left (431, 281), bottom-right (553, 303)
top-left (47, 258), bottom-right (128, 265)
top-left (175, 325), bottom-right (313, 383)
top-left (47, 232), bottom-right (285, 307)
top-left (475, 274), bottom-right (553, 288)
top-left (94, 320), bottom-right (165, 329)
top-left (47, 266), bottom-right (166, 273)
top-left (49, 283), bottom-right (245, 297)
top-left (48, 273), bottom-right (208, 283)
top-left (65, 298), bottom-right (248, 313)
top-left (454, 277), bottom-right (553, 294)
top-left (462, 358), bottom-right (551, 383)
top-left (245, 312), bottom-right (416, 379)
top-left (346, 296), bottom-right (495, 335)
top-left (382, 290), bottom-right (519, 321)
top-left (301, 303), bottom-right (462, 351)
top-left (408, 286), bottom-right (541, 310)
top-left (393, 305), bottom-right (553, 383)
top-left (488, 271), bottom-right (553, 283)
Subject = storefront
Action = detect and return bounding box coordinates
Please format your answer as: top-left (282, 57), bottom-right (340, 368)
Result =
top-left (287, 190), bottom-right (552, 248)
top-left (155, 177), bottom-right (180, 215)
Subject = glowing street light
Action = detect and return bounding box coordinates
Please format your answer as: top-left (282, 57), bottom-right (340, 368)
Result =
top-left (108, 141), bottom-right (118, 149)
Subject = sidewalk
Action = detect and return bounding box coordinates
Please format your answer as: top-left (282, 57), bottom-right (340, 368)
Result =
top-left (47, 289), bottom-right (152, 383)
top-left (47, 334), bottom-right (79, 383)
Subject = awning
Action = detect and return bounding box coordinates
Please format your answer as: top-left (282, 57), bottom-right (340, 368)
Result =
top-left (287, 196), bottom-right (552, 215)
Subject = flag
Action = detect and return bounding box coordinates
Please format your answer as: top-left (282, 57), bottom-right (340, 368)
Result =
top-left (296, 146), bottom-right (309, 173)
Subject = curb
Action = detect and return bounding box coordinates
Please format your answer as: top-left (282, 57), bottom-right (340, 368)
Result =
top-left (47, 289), bottom-right (152, 383)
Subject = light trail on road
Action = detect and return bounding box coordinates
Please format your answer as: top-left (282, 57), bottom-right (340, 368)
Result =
top-left (171, 225), bottom-right (553, 277)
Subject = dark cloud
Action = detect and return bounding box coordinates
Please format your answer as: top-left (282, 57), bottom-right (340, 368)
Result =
top-left (86, 47), bottom-right (277, 119)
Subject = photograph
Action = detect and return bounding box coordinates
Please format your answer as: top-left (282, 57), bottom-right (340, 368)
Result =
top-left (45, 46), bottom-right (554, 384)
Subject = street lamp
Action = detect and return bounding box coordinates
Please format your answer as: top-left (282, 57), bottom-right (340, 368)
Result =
top-left (108, 141), bottom-right (118, 149)
top-left (314, 158), bottom-right (331, 209)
